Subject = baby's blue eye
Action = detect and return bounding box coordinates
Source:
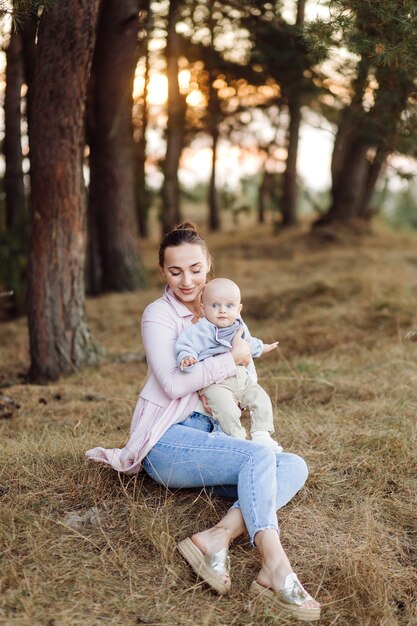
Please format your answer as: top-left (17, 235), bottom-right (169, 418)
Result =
top-left (226, 304), bottom-right (233, 308)
top-left (212, 303), bottom-right (219, 308)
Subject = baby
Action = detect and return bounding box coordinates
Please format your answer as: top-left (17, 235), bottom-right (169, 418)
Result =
top-left (175, 277), bottom-right (282, 451)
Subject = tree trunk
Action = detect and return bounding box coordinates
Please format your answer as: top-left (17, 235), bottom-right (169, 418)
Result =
top-left (280, 0), bottom-right (305, 228)
top-left (87, 0), bottom-right (145, 293)
top-left (319, 138), bottom-right (370, 225)
top-left (358, 147), bottom-right (387, 219)
top-left (4, 30), bottom-right (25, 229)
top-left (161, 0), bottom-right (186, 234)
top-left (316, 63), bottom-right (410, 227)
top-left (208, 124), bottom-right (220, 231)
top-left (20, 10), bottom-right (38, 120)
top-left (135, 0), bottom-right (152, 238)
top-left (281, 92), bottom-right (301, 226)
top-left (27, 0), bottom-right (101, 382)
top-left (258, 165), bottom-right (272, 224)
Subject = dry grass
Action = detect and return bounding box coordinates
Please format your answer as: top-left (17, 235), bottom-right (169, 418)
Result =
top-left (1, 222), bottom-right (417, 626)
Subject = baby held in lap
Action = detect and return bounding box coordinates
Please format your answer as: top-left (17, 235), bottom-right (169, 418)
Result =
top-left (175, 277), bottom-right (282, 451)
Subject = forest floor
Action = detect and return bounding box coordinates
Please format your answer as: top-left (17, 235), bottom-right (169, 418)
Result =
top-left (0, 221), bottom-right (416, 626)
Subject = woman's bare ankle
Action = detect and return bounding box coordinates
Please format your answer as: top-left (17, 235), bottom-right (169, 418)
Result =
top-left (191, 525), bottom-right (231, 554)
top-left (257, 561), bottom-right (292, 590)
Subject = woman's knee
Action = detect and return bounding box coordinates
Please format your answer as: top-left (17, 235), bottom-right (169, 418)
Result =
top-left (250, 443), bottom-right (277, 469)
top-left (285, 452), bottom-right (309, 485)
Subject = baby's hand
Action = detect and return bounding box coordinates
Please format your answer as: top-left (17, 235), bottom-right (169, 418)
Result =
top-left (180, 356), bottom-right (198, 370)
top-left (262, 341), bottom-right (279, 354)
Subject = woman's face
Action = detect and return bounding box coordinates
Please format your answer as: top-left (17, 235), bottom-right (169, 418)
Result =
top-left (160, 243), bottom-right (211, 307)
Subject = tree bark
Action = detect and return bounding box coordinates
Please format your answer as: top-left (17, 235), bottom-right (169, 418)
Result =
top-left (134, 0), bottom-right (152, 238)
top-left (316, 63), bottom-right (411, 227)
top-left (87, 0), bottom-right (145, 293)
top-left (258, 165), bottom-right (275, 224)
top-left (281, 92), bottom-right (301, 226)
top-left (19, 10), bottom-right (38, 120)
top-left (4, 30), bottom-right (25, 229)
top-left (161, 0), bottom-right (186, 234)
top-left (208, 124), bottom-right (220, 231)
top-left (28, 0), bottom-right (101, 382)
top-left (318, 137), bottom-right (370, 224)
top-left (280, 0), bottom-right (305, 227)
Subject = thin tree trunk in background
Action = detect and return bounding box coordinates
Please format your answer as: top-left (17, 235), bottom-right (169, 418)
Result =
top-left (280, 0), bottom-right (305, 228)
top-left (281, 92), bottom-right (301, 226)
top-left (207, 1), bottom-right (221, 232)
top-left (28, 0), bottom-right (100, 382)
top-left (20, 10), bottom-right (38, 121)
top-left (4, 30), bottom-right (25, 229)
top-left (85, 95), bottom-right (102, 295)
top-left (258, 165), bottom-right (269, 224)
top-left (87, 0), bottom-right (144, 293)
top-left (161, 0), bottom-right (186, 234)
top-left (208, 124), bottom-right (220, 230)
top-left (135, 0), bottom-right (152, 238)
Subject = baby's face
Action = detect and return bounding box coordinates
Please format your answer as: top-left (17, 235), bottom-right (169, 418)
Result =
top-left (202, 283), bottom-right (242, 328)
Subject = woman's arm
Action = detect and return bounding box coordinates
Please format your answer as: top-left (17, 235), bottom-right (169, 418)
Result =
top-left (142, 317), bottom-right (236, 400)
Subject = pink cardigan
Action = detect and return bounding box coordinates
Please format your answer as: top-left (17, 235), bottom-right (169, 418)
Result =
top-left (85, 287), bottom-right (237, 474)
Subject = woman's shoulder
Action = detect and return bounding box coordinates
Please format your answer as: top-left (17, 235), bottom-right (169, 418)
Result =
top-left (143, 295), bottom-right (171, 319)
top-left (142, 293), bottom-right (183, 328)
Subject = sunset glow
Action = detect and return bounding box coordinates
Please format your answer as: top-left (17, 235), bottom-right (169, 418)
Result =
top-left (133, 70), bottom-right (194, 105)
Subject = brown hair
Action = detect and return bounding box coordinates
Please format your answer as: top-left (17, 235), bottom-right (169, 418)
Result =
top-left (158, 222), bottom-right (210, 267)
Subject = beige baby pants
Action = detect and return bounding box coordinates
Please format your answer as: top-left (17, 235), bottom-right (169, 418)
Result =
top-left (199, 365), bottom-right (274, 439)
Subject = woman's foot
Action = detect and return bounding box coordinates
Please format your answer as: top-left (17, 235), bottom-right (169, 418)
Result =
top-left (177, 525), bottom-right (233, 594)
top-left (192, 525), bottom-right (232, 552)
top-left (256, 563), bottom-right (320, 613)
top-left (191, 525), bottom-right (232, 587)
top-left (253, 529), bottom-right (320, 621)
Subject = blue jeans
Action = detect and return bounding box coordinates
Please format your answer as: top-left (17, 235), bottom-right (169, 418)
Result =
top-left (142, 412), bottom-right (308, 543)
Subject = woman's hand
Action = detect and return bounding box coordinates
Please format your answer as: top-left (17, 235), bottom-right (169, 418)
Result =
top-left (231, 328), bottom-right (252, 366)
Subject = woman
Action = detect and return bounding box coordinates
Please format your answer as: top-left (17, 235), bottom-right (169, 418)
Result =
top-left (86, 223), bottom-right (321, 622)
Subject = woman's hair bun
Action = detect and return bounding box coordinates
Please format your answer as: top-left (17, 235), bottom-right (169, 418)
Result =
top-left (175, 221), bottom-right (198, 233)
top-left (159, 220), bottom-right (208, 266)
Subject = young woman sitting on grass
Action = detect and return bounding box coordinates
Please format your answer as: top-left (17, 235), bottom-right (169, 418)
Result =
top-left (86, 222), bottom-right (321, 623)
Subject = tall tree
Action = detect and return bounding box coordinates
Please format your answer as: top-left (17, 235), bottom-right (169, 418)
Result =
top-left (161, 0), bottom-right (186, 233)
top-left (19, 9), bottom-right (38, 120)
top-left (281, 0), bottom-right (305, 227)
top-left (313, 0), bottom-right (417, 227)
top-left (4, 29), bottom-right (25, 229)
top-left (134, 0), bottom-right (152, 238)
top-left (244, 0), bottom-right (318, 228)
top-left (27, 0), bottom-right (101, 382)
top-left (206, 0), bottom-right (222, 231)
top-left (1, 9), bottom-right (40, 318)
top-left (179, 0), bottom-right (274, 230)
top-left (87, 0), bottom-right (145, 294)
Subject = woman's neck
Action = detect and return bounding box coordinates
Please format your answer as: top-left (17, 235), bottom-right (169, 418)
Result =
top-left (171, 289), bottom-right (202, 319)
top-left (185, 301), bottom-right (202, 318)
